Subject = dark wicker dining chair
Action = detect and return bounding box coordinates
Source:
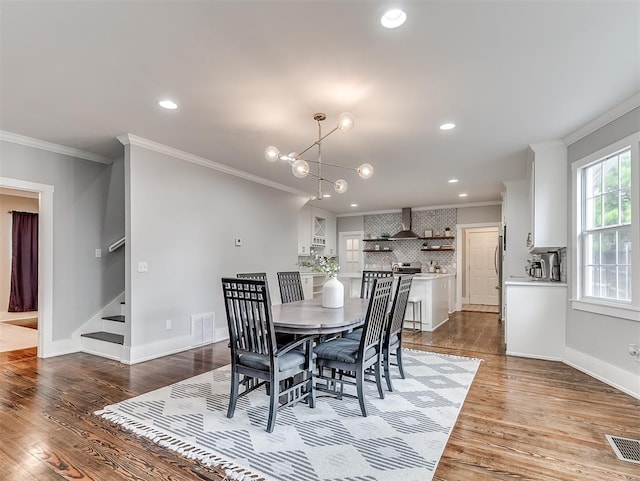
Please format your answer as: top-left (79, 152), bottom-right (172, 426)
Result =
top-left (382, 275), bottom-right (413, 391)
top-left (314, 277), bottom-right (394, 417)
top-left (360, 270), bottom-right (394, 298)
top-left (343, 275), bottom-right (414, 391)
top-left (221, 278), bottom-right (315, 432)
top-left (277, 271), bottom-right (305, 303)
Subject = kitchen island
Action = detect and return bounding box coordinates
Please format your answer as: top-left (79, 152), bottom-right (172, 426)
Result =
top-left (337, 272), bottom-right (456, 331)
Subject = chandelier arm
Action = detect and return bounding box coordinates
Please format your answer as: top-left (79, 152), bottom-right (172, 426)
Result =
top-left (299, 159), bottom-right (357, 171)
top-left (296, 125), bottom-right (340, 158)
top-left (304, 171), bottom-right (338, 183)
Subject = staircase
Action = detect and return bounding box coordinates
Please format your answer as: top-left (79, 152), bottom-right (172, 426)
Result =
top-left (80, 302), bottom-right (125, 361)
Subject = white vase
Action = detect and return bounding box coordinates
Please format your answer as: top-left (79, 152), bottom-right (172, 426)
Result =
top-left (322, 276), bottom-right (344, 308)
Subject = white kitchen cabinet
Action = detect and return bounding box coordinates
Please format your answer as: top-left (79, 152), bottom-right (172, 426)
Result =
top-left (404, 275), bottom-right (452, 331)
top-left (527, 142), bottom-right (567, 250)
top-left (505, 281), bottom-right (566, 360)
top-left (300, 273), bottom-right (314, 300)
top-left (298, 205), bottom-right (337, 256)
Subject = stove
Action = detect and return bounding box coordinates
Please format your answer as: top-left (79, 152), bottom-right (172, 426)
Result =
top-left (392, 262), bottom-right (422, 274)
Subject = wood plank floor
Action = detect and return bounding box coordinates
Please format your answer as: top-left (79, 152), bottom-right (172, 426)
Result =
top-left (1, 311), bottom-right (639, 481)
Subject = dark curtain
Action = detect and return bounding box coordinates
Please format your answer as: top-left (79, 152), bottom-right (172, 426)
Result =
top-left (8, 211), bottom-right (39, 312)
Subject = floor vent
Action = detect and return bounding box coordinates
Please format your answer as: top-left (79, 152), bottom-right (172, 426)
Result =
top-left (191, 312), bottom-right (214, 346)
top-left (606, 435), bottom-right (640, 464)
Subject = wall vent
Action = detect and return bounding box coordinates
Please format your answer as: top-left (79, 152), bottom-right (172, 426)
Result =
top-left (606, 435), bottom-right (640, 464)
top-left (191, 312), bottom-right (214, 346)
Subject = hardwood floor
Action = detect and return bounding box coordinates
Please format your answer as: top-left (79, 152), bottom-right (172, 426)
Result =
top-left (1, 312), bottom-right (639, 481)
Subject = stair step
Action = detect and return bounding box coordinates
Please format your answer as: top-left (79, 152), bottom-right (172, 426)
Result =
top-left (102, 315), bottom-right (125, 323)
top-left (81, 331), bottom-right (124, 345)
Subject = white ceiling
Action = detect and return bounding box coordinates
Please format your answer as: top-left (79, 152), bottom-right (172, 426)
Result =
top-left (1, 1), bottom-right (638, 214)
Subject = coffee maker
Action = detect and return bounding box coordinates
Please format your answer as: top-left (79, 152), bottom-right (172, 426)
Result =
top-left (526, 251), bottom-right (561, 281)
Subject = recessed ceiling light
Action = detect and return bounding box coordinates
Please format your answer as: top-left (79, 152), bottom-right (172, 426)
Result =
top-left (448, 179), bottom-right (459, 183)
top-left (323, 194), bottom-right (331, 198)
top-left (380, 9), bottom-right (407, 29)
top-left (350, 203), bottom-right (358, 207)
top-left (440, 122), bottom-right (456, 131)
top-left (458, 193), bottom-right (468, 197)
top-left (158, 99), bottom-right (178, 110)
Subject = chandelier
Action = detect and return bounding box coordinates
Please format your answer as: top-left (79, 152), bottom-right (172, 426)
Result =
top-left (264, 112), bottom-right (373, 199)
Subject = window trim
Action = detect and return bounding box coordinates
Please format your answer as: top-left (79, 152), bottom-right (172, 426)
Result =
top-left (571, 131), bottom-right (640, 321)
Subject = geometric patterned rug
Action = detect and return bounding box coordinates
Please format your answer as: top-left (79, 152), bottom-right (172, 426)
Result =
top-left (96, 350), bottom-right (481, 481)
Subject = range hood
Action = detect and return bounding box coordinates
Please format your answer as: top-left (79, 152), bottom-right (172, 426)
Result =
top-left (390, 208), bottom-right (419, 239)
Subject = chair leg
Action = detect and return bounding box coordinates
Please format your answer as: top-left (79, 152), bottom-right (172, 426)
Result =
top-left (384, 349), bottom-right (394, 392)
top-left (227, 371), bottom-right (240, 418)
top-left (374, 358), bottom-right (385, 399)
top-left (396, 345), bottom-right (405, 379)
top-left (356, 368), bottom-right (368, 417)
top-left (266, 378), bottom-right (278, 433)
top-left (307, 371), bottom-right (316, 408)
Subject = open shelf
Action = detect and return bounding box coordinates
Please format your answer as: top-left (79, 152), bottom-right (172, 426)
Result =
top-left (421, 247), bottom-right (455, 251)
top-left (363, 249), bottom-right (393, 252)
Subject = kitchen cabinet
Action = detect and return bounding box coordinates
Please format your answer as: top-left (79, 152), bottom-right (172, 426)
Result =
top-left (300, 272), bottom-right (326, 300)
top-left (298, 205), bottom-right (337, 256)
top-left (527, 142), bottom-right (567, 250)
top-left (505, 281), bottom-right (566, 360)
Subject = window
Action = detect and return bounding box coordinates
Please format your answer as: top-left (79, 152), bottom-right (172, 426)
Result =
top-left (573, 132), bottom-right (639, 320)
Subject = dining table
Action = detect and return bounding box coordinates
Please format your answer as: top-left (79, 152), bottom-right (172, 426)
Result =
top-left (271, 297), bottom-right (370, 336)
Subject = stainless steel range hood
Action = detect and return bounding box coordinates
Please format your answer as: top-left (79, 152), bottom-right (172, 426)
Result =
top-left (390, 208), bottom-right (419, 239)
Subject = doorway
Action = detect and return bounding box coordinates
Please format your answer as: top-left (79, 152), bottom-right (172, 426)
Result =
top-left (0, 176), bottom-right (54, 357)
top-left (338, 231), bottom-right (364, 274)
top-left (0, 188), bottom-right (39, 353)
top-left (456, 224), bottom-right (500, 312)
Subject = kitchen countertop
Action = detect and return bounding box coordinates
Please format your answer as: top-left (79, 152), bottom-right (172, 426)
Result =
top-left (337, 272), bottom-right (455, 279)
top-left (505, 277), bottom-right (567, 287)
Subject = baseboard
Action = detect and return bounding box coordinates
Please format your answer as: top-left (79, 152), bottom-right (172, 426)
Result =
top-left (563, 347), bottom-right (640, 400)
top-left (123, 334), bottom-right (200, 365)
top-left (39, 338), bottom-right (80, 358)
top-left (506, 350), bottom-right (563, 362)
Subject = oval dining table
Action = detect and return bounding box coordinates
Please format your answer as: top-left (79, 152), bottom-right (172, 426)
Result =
top-left (271, 297), bottom-right (370, 336)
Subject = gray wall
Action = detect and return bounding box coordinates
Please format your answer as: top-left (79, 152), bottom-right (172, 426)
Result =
top-left (0, 140), bottom-right (125, 341)
top-left (565, 106), bottom-right (640, 380)
top-left (337, 215), bottom-right (364, 232)
top-left (457, 204), bottom-right (501, 225)
top-left (125, 142), bottom-right (304, 362)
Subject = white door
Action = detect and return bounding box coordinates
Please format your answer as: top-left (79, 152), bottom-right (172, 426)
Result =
top-left (339, 232), bottom-right (364, 273)
top-left (467, 228), bottom-right (499, 305)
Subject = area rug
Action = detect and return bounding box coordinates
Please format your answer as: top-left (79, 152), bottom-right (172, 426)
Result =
top-left (96, 350), bottom-right (481, 481)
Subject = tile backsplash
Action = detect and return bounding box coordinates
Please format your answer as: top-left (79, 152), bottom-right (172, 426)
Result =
top-left (364, 209), bottom-right (457, 271)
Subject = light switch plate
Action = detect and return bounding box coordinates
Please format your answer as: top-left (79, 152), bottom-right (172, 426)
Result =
top-left (137, 261), bottom-right (148, 272)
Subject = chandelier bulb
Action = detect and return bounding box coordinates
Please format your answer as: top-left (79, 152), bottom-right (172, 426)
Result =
top-left (357, 163), bottom-right (374, 179)
top-left (334, 179), bottom-right (348, 194)
top-left (264, 145), bottom-right (280, 162)
top-left (337, 112), bottom-right (355, 131)
top-left (292, 159), bottom-right (310, 178)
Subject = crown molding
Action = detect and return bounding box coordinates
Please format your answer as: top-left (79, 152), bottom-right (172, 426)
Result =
top-left (0, 131), bottom-right (113, 164)
top-left (117, 134), bottom-right (314, 200)
top-left (336, 200), bottom-right (502, 217)
top-left (564, 93), bottom-right (640, 146)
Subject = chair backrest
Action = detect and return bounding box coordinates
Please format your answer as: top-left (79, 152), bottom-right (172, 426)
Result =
top-left (360, 277), bottom-right (394, 351)
top-left (387, 275), bottom-right (414, 339)
top-left (360, 270), bottom-right (394, 298)
top-left (277, 271), bottom-right (305, 303)
top-left (237, 272), bottom-right (267, 281)
top-left (221, 278), bottom-right (276, 358)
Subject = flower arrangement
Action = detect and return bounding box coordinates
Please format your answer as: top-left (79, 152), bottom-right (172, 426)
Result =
top-left (299, 254), bottom-right (340, 277)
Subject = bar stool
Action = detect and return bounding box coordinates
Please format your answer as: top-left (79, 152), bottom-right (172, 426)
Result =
top-left (406, 296), bottom-right (422, 331)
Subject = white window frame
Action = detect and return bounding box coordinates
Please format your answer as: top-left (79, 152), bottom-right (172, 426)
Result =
top-left (571, 131), bottom-right (640, 321)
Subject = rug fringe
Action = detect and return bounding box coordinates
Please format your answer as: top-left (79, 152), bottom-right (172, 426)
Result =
top-left (95, 408), bottom-right (264, 480)
top-left (402, 347), bottom-right (484, 363)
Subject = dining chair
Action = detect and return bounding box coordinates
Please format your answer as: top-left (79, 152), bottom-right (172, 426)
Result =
top-left (360, 270), bottom-right (394, 298)
top-left (221, 277), bottom-right (315, 433)
top-left (343, 275), bottom-right (414, 391)
top-left (382, 275), bottom-right (413, 391)
top-left (314, 277), bottom-right (393, 417)
top-left (277, 271), bottom-right (305, 303)
top-left (237, 272), bottom-right (270, 300)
